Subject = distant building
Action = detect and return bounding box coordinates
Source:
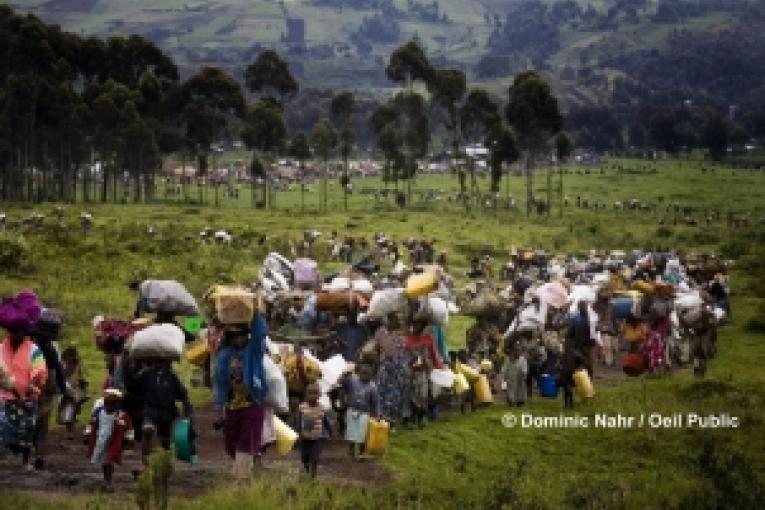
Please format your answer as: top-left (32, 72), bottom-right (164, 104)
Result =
top-left (285, 18), bottom-right (305, 44)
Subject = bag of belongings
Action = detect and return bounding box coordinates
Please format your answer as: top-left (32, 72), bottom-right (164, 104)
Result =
top-left (366, 288), bottom-right (407, 319)
top-left (129, 323), bottom-right (185, 360)
top-left (412, 296), bottom-right (449, 325)
top-left (293, 258), bottom-right (319, 289)
top-left (263, 354), bottom-right (289, 413)
top-left (204, 285), bottom-right (258, 325)
top-left (0, 290), bottom-right (41, 332)
top-left (315, 291), bottom-right (368, 313)
top-left (94, 317), bottom-right (145, 352)
top-left (139, 280), bottom-right (199, 316)
top-left (458, 286), bottom-right (504, 317)
top-left (284, 351), bottom-right (322, 392)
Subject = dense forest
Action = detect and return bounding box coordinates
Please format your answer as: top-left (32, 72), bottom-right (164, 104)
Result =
top-left (1, 1), bottom-right (763, 207)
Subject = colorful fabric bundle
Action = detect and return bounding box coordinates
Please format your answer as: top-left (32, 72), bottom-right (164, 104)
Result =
top-left (0, 290), bottom-right (41, 332)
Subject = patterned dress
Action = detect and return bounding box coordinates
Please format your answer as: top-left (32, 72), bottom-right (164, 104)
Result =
top-left (642, 329), bottom-right (665, 370)
top-left (374, 327), bottom-right (410, 424)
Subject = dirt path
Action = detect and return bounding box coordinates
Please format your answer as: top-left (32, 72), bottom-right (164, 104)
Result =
top-left (0, 356), bottom-right (635, 497)
top-left (0, 406), bottom-right (390, 497)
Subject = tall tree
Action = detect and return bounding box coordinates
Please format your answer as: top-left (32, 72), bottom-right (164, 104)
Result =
top-left (310, 118), bottom-right (337, 213)
top-left (181, 66), bottom-right (245, 206)
top-left (461, 88), bottom-right (502, 203)
top-left (554, 131), bottom-right (573, 218)
top-left (485, 127), bottom-right (519, 199)
top-left (429, 69), bottom-right (467, 195)
top-left (371, 103), bottom-right (403, 197)
top-left (386, 41), bottom-right (434, 205)
top-left (288, 132), bottom-right (311, 212)
top-left (385, 40), bottom-right (435, 86)
top-left (241, 100), bottom-right (287, 208)
top-left (505, 71), bottom-right (563, 216)
top-left (245, 49), bottom-right (298, 106)
top-left (244, 50), bottom-right (298, 207)
top-left (331, 91), bottom-right (356, 211)
top-left (703, 115), bottom-right (729, 161)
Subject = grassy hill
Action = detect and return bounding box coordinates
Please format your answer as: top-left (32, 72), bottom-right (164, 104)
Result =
top-left (8, 0), bottom-right (754, 104)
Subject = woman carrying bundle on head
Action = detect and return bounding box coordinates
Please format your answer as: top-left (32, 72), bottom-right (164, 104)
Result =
top-left (0, 290), bottom-right (48, 472)
top-left (214, 316), bottom-right (269, 475)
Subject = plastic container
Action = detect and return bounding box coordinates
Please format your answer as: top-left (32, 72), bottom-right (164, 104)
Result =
top-left (273, 415), bottom-right (298, 455)
top-left (538, 374), bottom-right (559, 398)
top-left (172, 418), bottom-right (197, 463)
top-left (573, 369), bottom-right (595, 398)
top-left (479, 359), bottom-right (493, 373)
top-left (405, 272), bottom-right (439, 300)
top-left (430, 368), bottom-right (456, 389)
top-left (473, 374), bottom-right (493, 404)
top-left (457, 362), bottom-right (480, 383)
top-left (631, 281), bottom-right (655, 295)
top-left (320, 354), bottom-right (347, 388)
top-left (365, 418), bottom-right (390, 455)
top-left (183, 316), bottom-right (203, 336)
top-left (453, 373), bottom-right (469, 395)
top-left (610, 297), bottom-right (636, 320)
top-left (185, 341), bottom-right (210, 366)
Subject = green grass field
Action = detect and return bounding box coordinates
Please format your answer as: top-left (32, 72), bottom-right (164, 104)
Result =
top-left (1, 158), bottom-right (764, 509)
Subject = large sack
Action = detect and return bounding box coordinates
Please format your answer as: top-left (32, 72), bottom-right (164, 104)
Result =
top-left (129, 323), bottom-right (185, 360)
top-left (0, 290), bottom-right (41, 332)
top-left (315, 291), bottom-right (367, 313)
top-left (413, 296), bottom-right (449, 325)
top-left (204, 285), bottom-right (257, 325)
top-left (263, 355), bottom-right (288, 413)
top-left (569, 285), bottom-right (597, 306)
top-left (323, 277), bottom-right (374, 294)
top-left (459, 287), bottom-right (504, 317)
top-left (263, 252), bottom-right (293, 280)
top-left (675, 291), bottom-right (702, 312)
top-left (140, 280), bottom-right (199, 316)
top-left (95, 317), bottom-right (143, 352)
top-left (367, 288), bottom-right (407, 319)
top-left (510, 301), bottom-right (548, 333)
top-left (405, 272), bottom-right (439, 299)
top-left (537, 282), bottom-right (568, 309)
top-left (284, 352), bottom-right (322, 392)
top-left (292, 258), bottom-right (318, 288)
top-left (319, 354), bottom-right (348, 388)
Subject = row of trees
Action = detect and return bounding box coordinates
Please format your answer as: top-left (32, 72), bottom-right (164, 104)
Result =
top-left (0, 5), bottom-right (572, 214)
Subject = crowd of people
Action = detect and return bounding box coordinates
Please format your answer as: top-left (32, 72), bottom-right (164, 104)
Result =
top-left (0, 233), bottom-right (729, 491)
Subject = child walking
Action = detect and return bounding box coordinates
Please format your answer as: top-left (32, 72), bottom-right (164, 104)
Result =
top-left (341, 363), bottom-right (379, 460)
top-left (136, 359), bottom-right (193, 468)
top-left (504, 344), bottom-right (528, 406)
top-left (86, 388), bottom-right (132, 492)
top-left (297, 382), bottom-right (331, 478)
top-left (59, 346), bottom-right (88, 439)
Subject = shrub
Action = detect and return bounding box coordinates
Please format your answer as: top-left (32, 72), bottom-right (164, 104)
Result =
top-left (0, 235), bottom-right (30, 273)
